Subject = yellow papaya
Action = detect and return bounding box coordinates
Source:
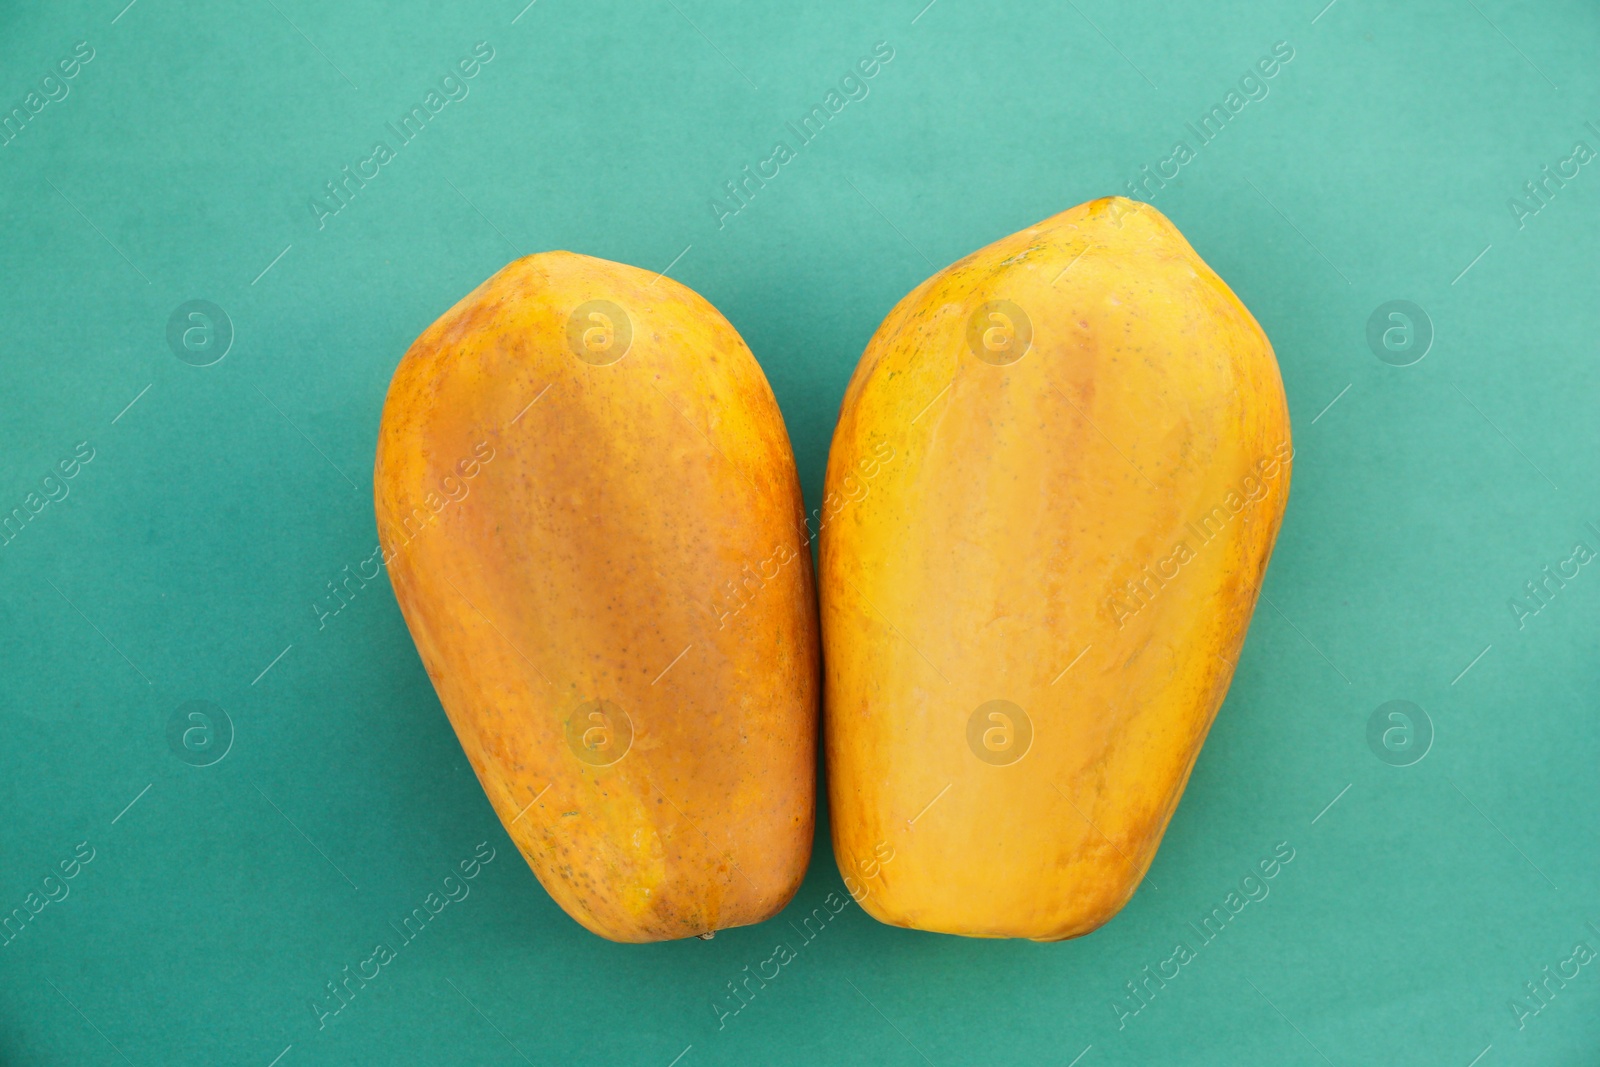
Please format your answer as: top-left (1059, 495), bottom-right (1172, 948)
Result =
top-left (821, 198), bottom-right (1291, 940)
top-left (375, 252), bottom-right (818, 943)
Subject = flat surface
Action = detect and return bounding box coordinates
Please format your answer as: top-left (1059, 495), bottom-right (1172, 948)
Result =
top-left (2, 1), bottom-right (1598, 1064)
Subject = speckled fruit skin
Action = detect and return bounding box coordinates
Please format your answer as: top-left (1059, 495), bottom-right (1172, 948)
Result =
top-left (821, 198), bottom-right (1292, 940)
top-left (375, 252), bottom-right (818, 943)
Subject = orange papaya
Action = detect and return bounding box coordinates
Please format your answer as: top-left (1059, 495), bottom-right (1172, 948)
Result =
top-left (375, 252), bottom-right (818, 942)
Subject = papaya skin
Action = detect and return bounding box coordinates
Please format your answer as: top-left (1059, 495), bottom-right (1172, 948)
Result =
top-left (374, 252), bottom-right (818, 943)
top-left (821, 198), bottom-right (1291, 941)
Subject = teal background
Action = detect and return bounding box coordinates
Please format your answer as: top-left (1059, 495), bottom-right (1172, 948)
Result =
top-left (2, 0), bottom-right (1598, 1064)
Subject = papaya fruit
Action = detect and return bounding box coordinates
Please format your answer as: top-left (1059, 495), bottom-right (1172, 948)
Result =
top-left (374, 252), bottom-right (818, 943)
top-left (820, 198), bottom-right (1291, 940)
